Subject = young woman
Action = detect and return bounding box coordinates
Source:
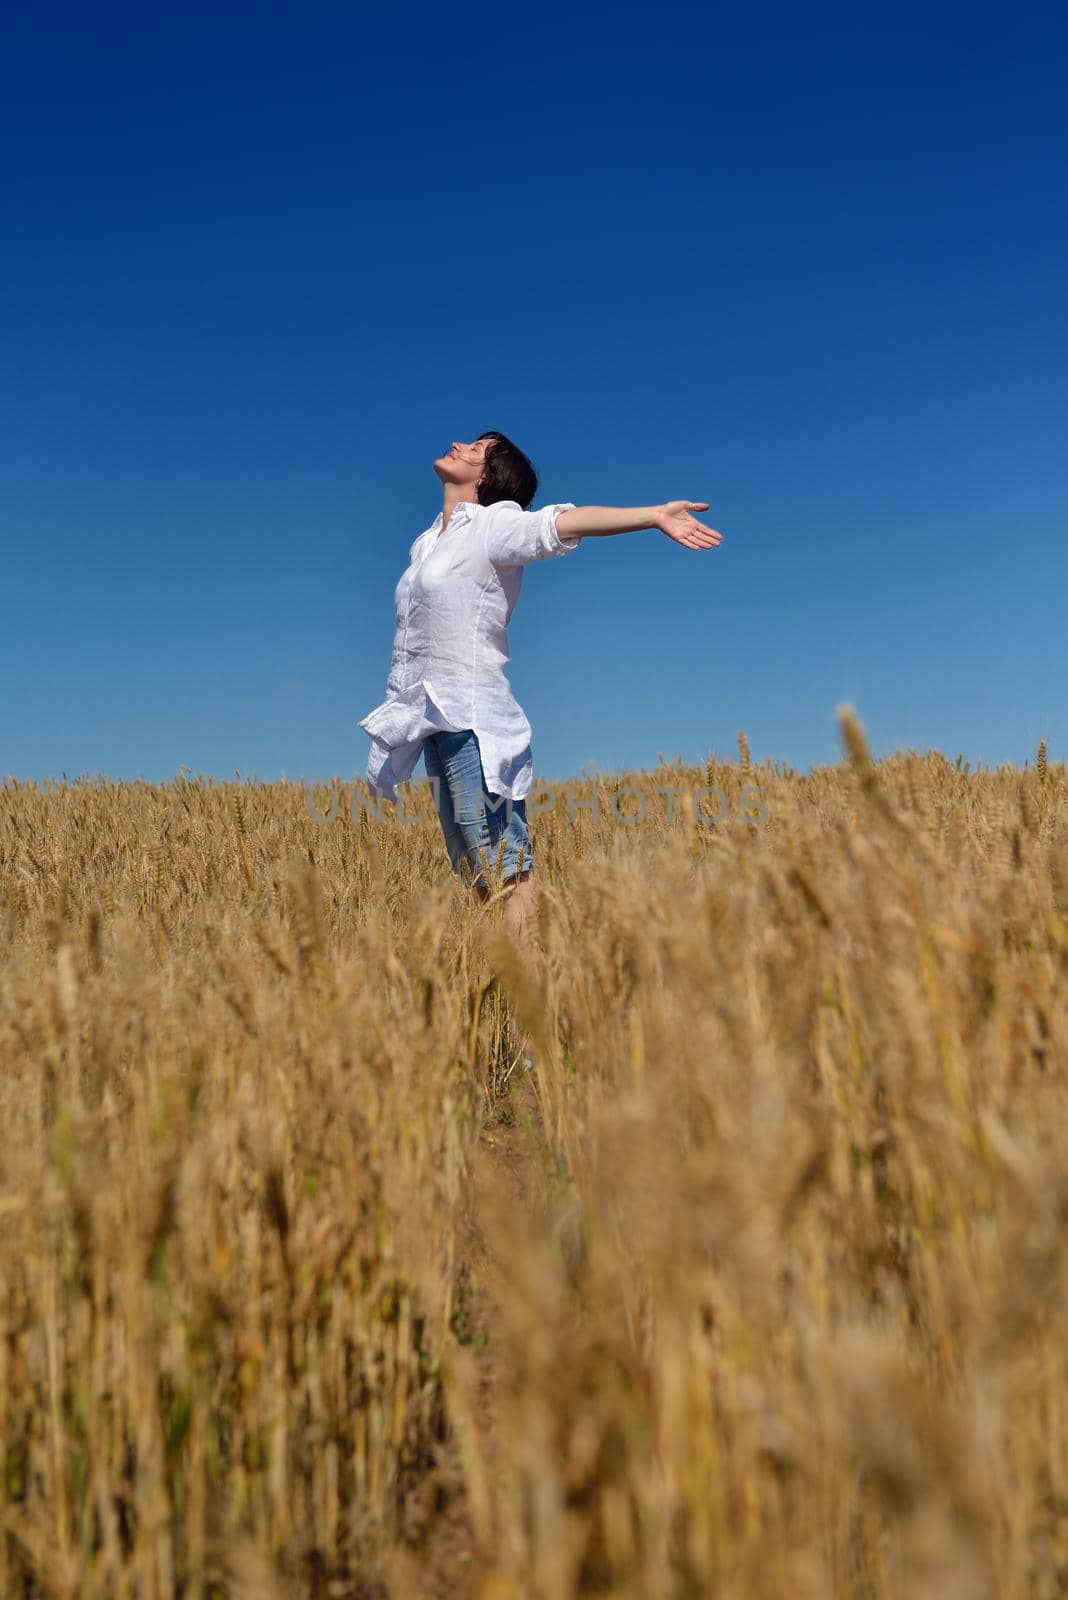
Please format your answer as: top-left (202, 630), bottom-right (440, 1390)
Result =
top-left (359, 431), bottom-right (723, 950)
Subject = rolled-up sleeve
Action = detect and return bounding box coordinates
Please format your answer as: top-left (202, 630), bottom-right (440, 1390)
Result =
top-left (481, 501), bottom-right (580, 566)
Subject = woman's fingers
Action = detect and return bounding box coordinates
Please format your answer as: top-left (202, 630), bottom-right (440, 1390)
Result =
top-left (661, 502), bottom-right (724, 549)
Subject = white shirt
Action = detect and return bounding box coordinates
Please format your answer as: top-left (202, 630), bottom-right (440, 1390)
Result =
top-left (359, 498), bottom-right (580, 801)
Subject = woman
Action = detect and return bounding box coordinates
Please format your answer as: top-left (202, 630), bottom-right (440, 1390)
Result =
top-left (359, 431), bottom-right (723, 952)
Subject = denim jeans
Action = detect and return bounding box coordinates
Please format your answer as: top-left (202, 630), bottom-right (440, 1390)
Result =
top-left (422, 729), bottom-right (532, 888)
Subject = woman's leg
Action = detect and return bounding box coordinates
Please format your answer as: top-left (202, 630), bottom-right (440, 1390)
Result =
top-left (426, 732), bottom-right (540, 1058)
top-left (503, 867), bottom-right (537, 950)
top-left (427, 732), bottom-right (539, 937)
top-left (423, 733), bottom-right (481, 885)
top-left (428, 730), bottom-right (497, 891)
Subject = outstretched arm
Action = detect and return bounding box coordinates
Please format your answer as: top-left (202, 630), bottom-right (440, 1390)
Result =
top-left (555, 501), bottom-right (723, 552)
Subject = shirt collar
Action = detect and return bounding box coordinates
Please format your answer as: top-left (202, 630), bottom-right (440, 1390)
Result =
top-left (434, 500), bottom-right (477, 531)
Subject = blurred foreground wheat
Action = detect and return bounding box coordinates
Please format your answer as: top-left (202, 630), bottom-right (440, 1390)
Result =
top-left (1, 712), bottom-right (1066, 1598)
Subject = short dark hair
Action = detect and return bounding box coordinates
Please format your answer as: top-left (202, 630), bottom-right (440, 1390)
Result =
top-left (474, 430), bottom-right (539, 511)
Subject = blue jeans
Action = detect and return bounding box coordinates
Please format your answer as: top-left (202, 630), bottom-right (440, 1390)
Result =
top-left (422, 729), bottom-right (532, 889)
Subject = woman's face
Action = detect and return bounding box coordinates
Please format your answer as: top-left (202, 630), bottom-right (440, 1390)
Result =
top-left (433, 436), bottom-right (496, 495)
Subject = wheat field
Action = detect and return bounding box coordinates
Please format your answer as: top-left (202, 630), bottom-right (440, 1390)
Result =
top-left (1, 709), bottom-right (1066, 1599)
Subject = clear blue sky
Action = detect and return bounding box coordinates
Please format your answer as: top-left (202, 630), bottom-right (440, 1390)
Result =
top-left (3, 1), bottom-right (1065, 785)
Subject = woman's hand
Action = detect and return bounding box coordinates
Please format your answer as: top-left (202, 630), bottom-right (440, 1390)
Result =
top-left (655, 501), bottom-right (723, 551)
